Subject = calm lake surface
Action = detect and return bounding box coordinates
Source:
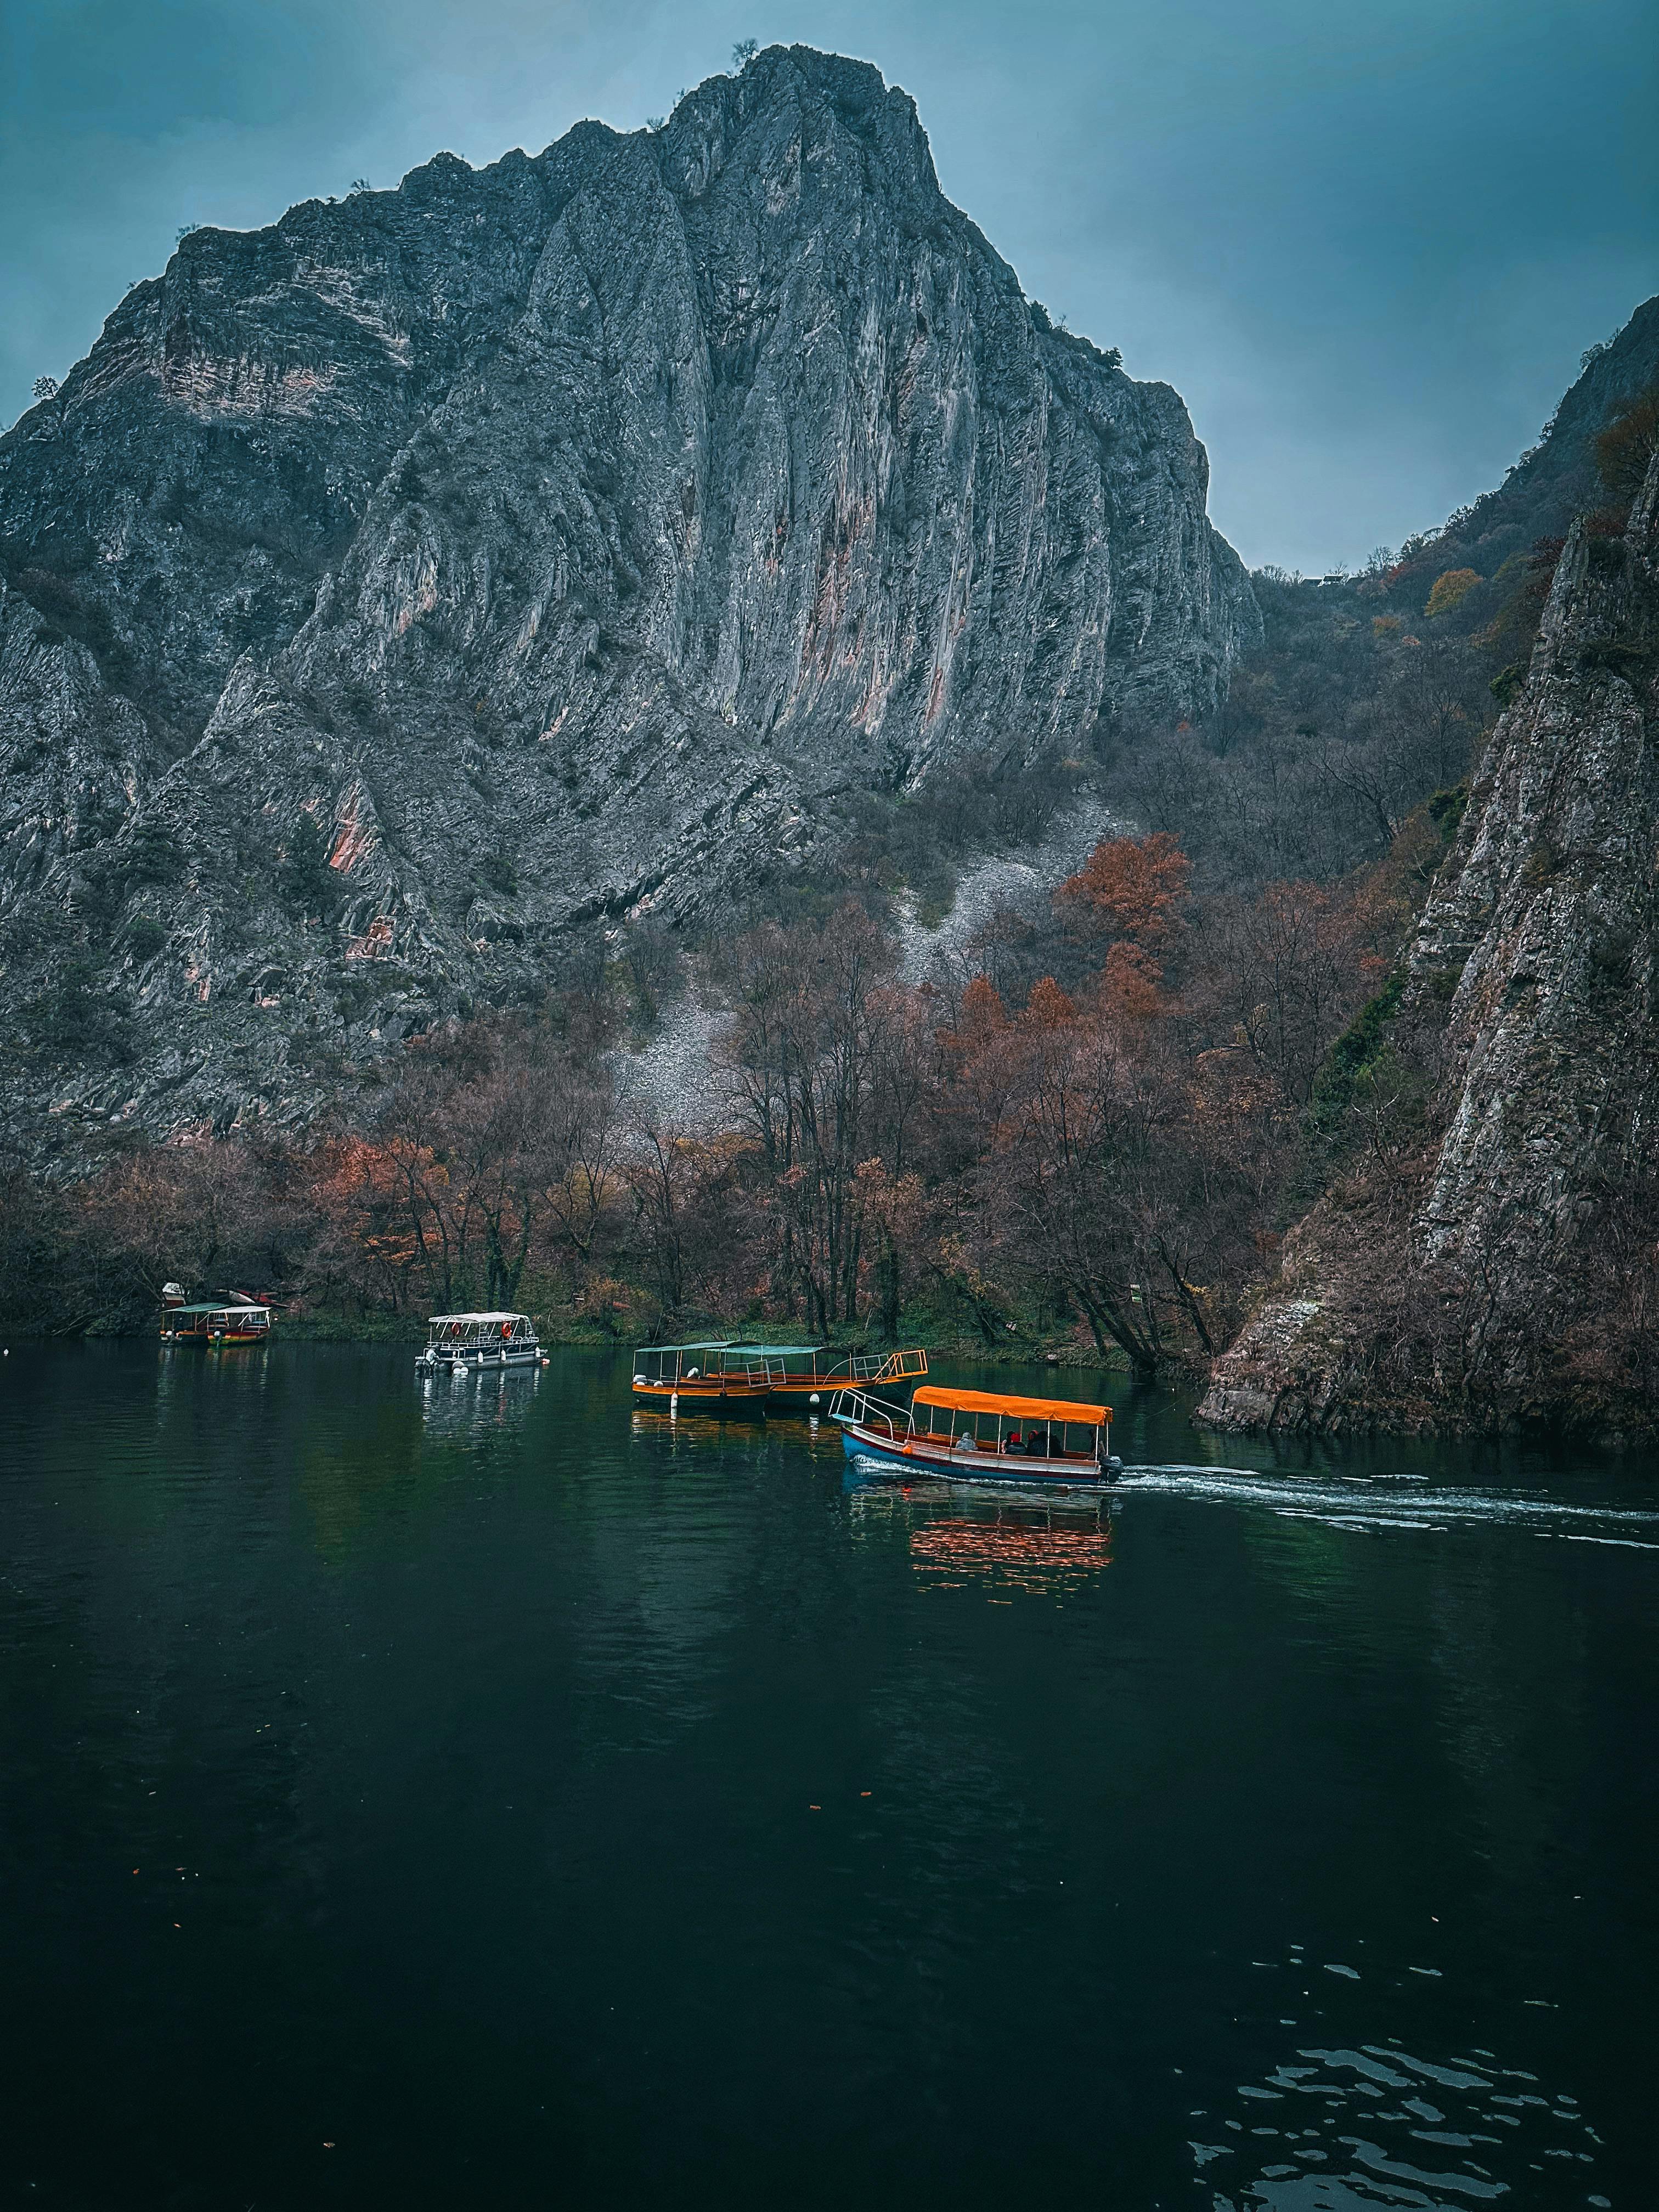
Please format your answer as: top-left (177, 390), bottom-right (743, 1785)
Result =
top-left (4, 1344), bottom-right (1655, 2210)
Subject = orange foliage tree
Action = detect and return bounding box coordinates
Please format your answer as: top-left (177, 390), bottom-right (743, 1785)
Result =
top-left (1058, 832), bottom-right (1192, 943)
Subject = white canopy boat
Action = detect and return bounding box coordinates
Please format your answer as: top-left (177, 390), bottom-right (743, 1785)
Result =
top-left (417, 1312), bottom-right (546, 1373)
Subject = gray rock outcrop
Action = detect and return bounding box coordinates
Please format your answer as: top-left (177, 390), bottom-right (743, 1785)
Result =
top-left (1198, 448), bottom-right (1659, 1434)
top-left (0, 46), bottom-right (1258, 1160)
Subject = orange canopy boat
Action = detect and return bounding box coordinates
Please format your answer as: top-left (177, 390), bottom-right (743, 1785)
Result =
top-left (831, 1381), bottom-right (1120, 1483)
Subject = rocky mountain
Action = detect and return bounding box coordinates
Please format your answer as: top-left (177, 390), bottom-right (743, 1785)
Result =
top-left (0, 44), bottom-right (1258, 1161)
top-left (1199, 446), bottom-right (1659, 1436)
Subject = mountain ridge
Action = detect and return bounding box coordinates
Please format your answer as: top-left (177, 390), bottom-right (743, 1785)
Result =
top-left (0, 44), bottom-right (1257, 1165)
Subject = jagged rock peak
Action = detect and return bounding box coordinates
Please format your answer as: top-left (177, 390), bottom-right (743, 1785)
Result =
top-left (659, 46), bottom-right (941, 190)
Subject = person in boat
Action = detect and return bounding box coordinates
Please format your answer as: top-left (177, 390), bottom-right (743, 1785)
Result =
top-left (1005, 1430), bottom-right (1023, 1454)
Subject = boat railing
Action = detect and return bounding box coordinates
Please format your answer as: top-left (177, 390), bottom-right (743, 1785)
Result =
top-left (873, 1347), bottom-right (928, 1382)
top-left (827, 1386), bottom-right (911, 1441)
top-left (823, 1347), bottom-right (929, 1385)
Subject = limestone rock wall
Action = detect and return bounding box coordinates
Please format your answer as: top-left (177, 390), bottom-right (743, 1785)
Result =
top-left (0, 47), bottom-right (1257, 1160)
top-left (1198, 451), bottom-right (1659, 1434)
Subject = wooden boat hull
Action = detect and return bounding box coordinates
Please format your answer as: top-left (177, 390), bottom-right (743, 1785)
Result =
top-left (162, 1329), bottom-right (269, 1346)
top-left (839, 1421), bottom-right (1109, 1486)
top-left (631, 1378), bottom-right (768, 1408)
top-left (630, 1376), bottom-right (889, 1413)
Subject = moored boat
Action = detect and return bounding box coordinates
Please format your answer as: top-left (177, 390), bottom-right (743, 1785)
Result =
top-left (418, 1312), bottom-right (545, 1374)
top-left (630, 1340), bottom-right (927, 1412)
top-left (831, 1383), bottom-right (1122, 1484)
top-left (160, 1285), bottom-right (274, 1345)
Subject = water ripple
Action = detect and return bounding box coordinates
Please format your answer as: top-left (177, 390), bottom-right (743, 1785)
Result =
top-left (1116, 1463), bottom-right (1659, 1544)
top-left (1191, 2009), bottom-right (1609, 2208)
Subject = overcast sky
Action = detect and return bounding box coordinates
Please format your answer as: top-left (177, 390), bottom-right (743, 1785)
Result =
top-left (3, 0), bottom-right (1654, 571)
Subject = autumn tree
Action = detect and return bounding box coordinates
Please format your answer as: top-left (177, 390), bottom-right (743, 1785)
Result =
top-left (619, 1115), bottom-right (742, 1321)
top-left (339, 1017), bottom-right (619, 1312)
top-left (1058, 832), bottom-right (1192, 944)
top-left (716, 902), bottom-right (905, 1331)
top-left (1424, 568), bottom-right (1481, 619)
top-left (1204, 879), bottom-right (1375, 1108)
top-left (966, 1006), bottom-right (1180, 1378)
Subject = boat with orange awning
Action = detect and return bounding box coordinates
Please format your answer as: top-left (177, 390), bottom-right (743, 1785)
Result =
top-left (830, 1383), bottom-right (1121, 1483)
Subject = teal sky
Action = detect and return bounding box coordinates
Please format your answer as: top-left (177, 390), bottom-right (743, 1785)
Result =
top-left (3, 0), bottom-right (1654, 571)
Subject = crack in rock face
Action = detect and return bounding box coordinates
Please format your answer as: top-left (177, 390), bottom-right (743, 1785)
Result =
top-left (0, 44), bottom-right (1259, 1163)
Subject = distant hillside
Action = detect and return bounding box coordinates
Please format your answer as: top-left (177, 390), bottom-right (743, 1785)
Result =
top-left (1426, 295), bottom-right (1659, 578)
top-left (1101, 294), bottom-right (1659, 897)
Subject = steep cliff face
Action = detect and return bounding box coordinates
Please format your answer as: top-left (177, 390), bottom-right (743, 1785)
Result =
top-left (1199, 450), bottom-right (1659, 1435)
top-left (0, 46), bottom-right (1257, 1159)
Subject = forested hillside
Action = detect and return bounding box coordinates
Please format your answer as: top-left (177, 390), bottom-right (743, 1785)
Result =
top-left (1109, 295), bottom-right (1659, 896)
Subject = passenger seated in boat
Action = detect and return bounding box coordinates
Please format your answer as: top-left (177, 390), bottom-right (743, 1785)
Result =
top-left (1005, 1431), bottom-right (1022, 1454)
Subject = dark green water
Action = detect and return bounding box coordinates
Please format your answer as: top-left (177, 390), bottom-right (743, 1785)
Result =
top-left (4, 1344), bottom-right (1654, 2210)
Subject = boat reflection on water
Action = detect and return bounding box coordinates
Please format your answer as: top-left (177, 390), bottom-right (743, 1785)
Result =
top-left (629, 1408), bottom-right (847, 1462)
top-left (418, 1362), bottom-right (541, 1442)
top-left (910, 1512), bottom-right (1114, 1596)
top-left (631, 1406), bottom-right (760, 1443)
top-left (851, 1478), bottom-right (1115, 1598)
top-left (153, 1333), bottom-right (273, 1434)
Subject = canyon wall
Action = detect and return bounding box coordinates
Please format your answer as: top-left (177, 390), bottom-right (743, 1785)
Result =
top-left (1200, 450), bottom-right (1659, 1435)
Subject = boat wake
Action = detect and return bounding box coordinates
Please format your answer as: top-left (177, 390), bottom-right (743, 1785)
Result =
top-left (1115, 1463), bottom-right (1659, 1544)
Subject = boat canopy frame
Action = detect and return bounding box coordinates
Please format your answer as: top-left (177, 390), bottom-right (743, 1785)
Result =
top-left (912, 1385), bottom-right (1110, 1429)
top-left (631, 1340), bottom-right (734, 1383)
top-left (167, 1301), bottom-right (272, 1319)
top-left (425, 1312), bottom-right (538, 1342)
top-left (630, 1341), bottom-right (928, 1390)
